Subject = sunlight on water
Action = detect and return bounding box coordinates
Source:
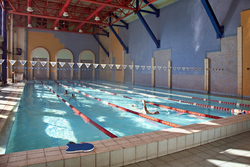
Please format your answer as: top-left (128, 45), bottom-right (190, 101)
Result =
top-left (43, 116), bottom-right (77, 142)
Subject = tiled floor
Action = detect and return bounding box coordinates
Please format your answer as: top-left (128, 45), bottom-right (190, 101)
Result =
top-left (124, 131), bottom-right (250, 167)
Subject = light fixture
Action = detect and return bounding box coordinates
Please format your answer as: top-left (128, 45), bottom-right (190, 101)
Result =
top-left (27, 7), bottom-right (33, 12)
top-left (27, 24), bottom-right (32, 28)
top-left (54, 27), bottom-right (58, 31)
top-left (63, 12), bottom-right (68, 17)
top-left (95, 15), bottom-right (100, 21)
top-left (79, 29), bottom-right (83, 33)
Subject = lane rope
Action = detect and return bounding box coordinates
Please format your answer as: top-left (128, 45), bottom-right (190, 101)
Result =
top-left (72, 81), bottom-right (222, 119)
top-left (81, 81), bottom-right (230, 112)
top-left (91, 80), bottom-right (250, 108)
top-left (41, 81), bottom-right (118, 138)
top-left (56, 81), bottom-right (181, 128)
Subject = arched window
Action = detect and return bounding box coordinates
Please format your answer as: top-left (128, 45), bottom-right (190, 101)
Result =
top-left (78, 50), bottom-right (95, 80)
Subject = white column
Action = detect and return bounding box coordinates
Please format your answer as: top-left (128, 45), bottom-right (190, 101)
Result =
top-left (168, 60), bottom-right (172, 88)
top-left (204, 58), bottom-right (210, 92)
top-left (151, 57), bottom-right (155, 86)
top-left (237, 27), bottom-right (243, 96)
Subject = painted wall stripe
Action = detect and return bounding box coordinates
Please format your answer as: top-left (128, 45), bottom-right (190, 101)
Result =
top-left (41, 81), bottom-right (117, 138)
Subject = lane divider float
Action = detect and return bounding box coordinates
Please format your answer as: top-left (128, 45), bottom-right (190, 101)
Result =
top-left (72, 81), bottom-right (222, 119)
top-left (81, 81), bottom-right (230, 112)
top-left (56, 81), bottom-right (181, 128)
top-left (91, 80), bottom-right (250, 108)
top-left (41, 81), bottom-right (117, 138)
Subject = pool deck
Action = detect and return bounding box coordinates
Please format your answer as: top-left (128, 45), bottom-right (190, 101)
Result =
top-left (0, 82), bottom-right (250, 167)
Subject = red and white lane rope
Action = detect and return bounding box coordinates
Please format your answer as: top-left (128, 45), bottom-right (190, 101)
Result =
top-left (71, 81), bottom-right (222, 119)
top-left (91, 80), bottom-right (250, 108)
top-left (41, 81), bottom-right (117, 138)
top-left (55, 81), bottom-right (181, 128)
top-left (81, 81), bottom-right (230, 112)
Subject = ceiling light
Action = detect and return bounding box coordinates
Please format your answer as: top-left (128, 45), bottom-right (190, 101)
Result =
top-left (54, 27), bottom-right (58, 31)
top-left (27, 7), bottom-right (33, 12)
top-left (27, 24), bottom-right (32, 28)
top-left (63, 12), bottom-right (68, 17)
top-left (95, 16), bottom-right (100, 21)
top-left (79, 29), bottom-right (83, 33)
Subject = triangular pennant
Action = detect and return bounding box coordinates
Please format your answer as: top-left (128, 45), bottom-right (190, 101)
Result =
top-left (177, 67), bottom-right (181, 71)
top-left (186, 67), bottom-right (189, 71)
top-left (93, 64), bottom-right (99, 68)
top-left (135, 65), bottom-right (140, 70)
top-left (77, 63), bottom-right (83, 68)
top-left (147, 66), bottom-right (151, 70)
top-left (68, 62), bottom-right (74, 68)
top-left (40, 61), bottom-right (47, 66)
top-left (115, 65), bottom-right (120, 69)
top-left (198, 68), bottom-right (201, 71)
top-left (173, 67), bottom-right (176, 71)
top-left (122, 65), bottom-right (127, 69)
top-left (59, 62), bottom-right (65, 67)
top-left (195, 68), bottom-right (197, 71)
top-left (141, 66), bottom-right (145, 70)
top-left (158, 66), bottom-right (162, 70)
top-left (101, 64), bottom-right (106, 69)
top-left (109, 64), bottom-right (114, 69)
top-left (163, 66), bottom-right (167, 70)
top-left (152, 66), bottom-right (156, 70)
top-left (190, 67), bottom-right (193, 71)
top-left (30, 61), bottom-right (37, 66)
top-left (129, 65), bottom-right (133, 69)
top-left (9, 60), bottom-right (16, 65)
top-left (182, 67), bottom-right (185, 71)
top-left (19, 60), bottom-right (26, 66)
top-left (85, 63), bottom-right (91, 68)
top-left (50, 62), bottom-right (57, 67)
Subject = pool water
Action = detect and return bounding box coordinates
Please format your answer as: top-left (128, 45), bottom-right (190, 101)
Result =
top-left (6, 80), bottom-right (247, 153)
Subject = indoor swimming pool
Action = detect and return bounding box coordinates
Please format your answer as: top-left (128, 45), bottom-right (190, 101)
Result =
top-left (5, 80), bottom-right (250, 153)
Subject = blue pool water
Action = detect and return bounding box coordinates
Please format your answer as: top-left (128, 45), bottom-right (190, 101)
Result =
top-left (6, 80), bottom-right (247, 153)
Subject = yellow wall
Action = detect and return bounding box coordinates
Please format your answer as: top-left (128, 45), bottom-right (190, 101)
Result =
top-left (241, 10), bottom-right (250, 96)
top-left (110, 28), bottom-right (124, 82)
top-left (27, 31), bottom-right (64, 72)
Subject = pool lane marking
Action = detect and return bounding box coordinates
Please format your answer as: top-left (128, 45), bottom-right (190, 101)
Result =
top-left (81, 81), bottom-right (230, 112)
top-left (41, 81), bottom-right (118, 138)
top-left (56, 81), bottom-right (181, 128)
top-left (91, 80), bottom-right (250, 108)
top-left (72, 81), bottom-right (222, 119)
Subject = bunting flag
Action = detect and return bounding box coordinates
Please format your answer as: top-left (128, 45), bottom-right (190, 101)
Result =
top-left (135, 65), bottom-right (140, 70)
top-left (0, 59), bottom-right (5, 65)
top-left (169, 67), bottom-right (171, 70)
top-left (30, 61), bottom-right (37, 66)
top-left (182, 67), bottom-right (185, 71)
top-left (85, 63), bottom-right (91, 68)
top-left (115, 65), bottom-right (120, 69)
top-left (173, 67), bottom-right (176, 71)
top-left (186, 67), bottom-right (189, 71)
top-left (50, 62), bottom-right (56, 67)
top-left (152, 66), bottom-right (156, 70)
top-left (40, 61), bottom-right (47, 66)
top-left (122, 65), bottom-right (127, 69)
top-left (68, 62), bottom-right (74, 68)
top-left (77, 63), bottom-right (83, 68)
top-left (129, 65), bottom-right (133, 69)
top-left (163, 66), bottom-right (167, 70)
top-left (190, 67), bottom-right (193, 71)
top-left (147, 66), bottom-right (151, 70)
top-left (59, 62), bottom-right (65, 67)
top-left (158, 66), bottom-right (162, 70)
top-left (141, 66), bottom-right (145, 70)
top-left (177, 67), bottom-right (181, 71)
top-left (109, 64), bottom-right (114, 69)
top-left (195, 68), bottom-right (197, 71)
top-left (101, 64), bottom-right (106, 69)
top-left (9, 60), bottom-right (16, 65)
top-left (93, 64), bottom-right (99, 68)
top-left (19, 60), bottom-right (26, 66)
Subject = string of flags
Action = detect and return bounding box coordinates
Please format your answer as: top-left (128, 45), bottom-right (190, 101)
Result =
top-left (0, 59), bottom-right (224, 71)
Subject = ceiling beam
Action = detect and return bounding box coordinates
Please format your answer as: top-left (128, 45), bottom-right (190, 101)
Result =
top-left (7, 11), bottom-right (109, 26)
top-left (79, 0), bottom-right (136, 11)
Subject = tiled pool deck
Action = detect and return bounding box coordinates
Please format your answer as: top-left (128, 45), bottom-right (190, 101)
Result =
top-left (0, 82), bottom-right (249, 167)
